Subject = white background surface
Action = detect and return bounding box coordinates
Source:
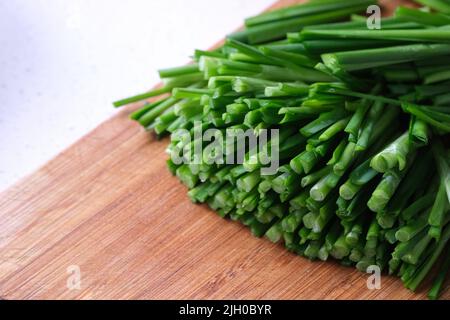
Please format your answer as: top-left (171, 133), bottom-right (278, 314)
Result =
top-left (0, 0), bottom-right (274, 191)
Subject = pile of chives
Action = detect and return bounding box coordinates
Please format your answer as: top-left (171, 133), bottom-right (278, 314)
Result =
top-left (114, 0), bottom-right (450, 299)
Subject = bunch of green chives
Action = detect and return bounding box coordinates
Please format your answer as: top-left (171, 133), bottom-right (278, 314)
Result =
top-left (114, 0), bottom-right (450, 299)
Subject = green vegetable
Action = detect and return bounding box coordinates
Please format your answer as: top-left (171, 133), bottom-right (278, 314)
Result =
top-left (114, 0), bottom-right (450, 299)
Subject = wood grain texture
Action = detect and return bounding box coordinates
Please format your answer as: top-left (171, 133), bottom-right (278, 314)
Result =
top-left (0, 0), bottom-right (448, 300)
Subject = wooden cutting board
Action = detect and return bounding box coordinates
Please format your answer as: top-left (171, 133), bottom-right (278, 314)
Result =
top-left (1, 0), bottom-right (447, 300)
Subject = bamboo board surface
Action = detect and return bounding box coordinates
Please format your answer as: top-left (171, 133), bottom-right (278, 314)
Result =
top-left (1, 0), bottom-right (447, 300)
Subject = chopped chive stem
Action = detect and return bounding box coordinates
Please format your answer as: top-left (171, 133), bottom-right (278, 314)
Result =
top-left (113, 86), bottom-right (171, 108)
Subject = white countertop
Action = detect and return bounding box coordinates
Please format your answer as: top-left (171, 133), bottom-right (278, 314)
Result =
top-left (0, 0), bottom-right (273, 190)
